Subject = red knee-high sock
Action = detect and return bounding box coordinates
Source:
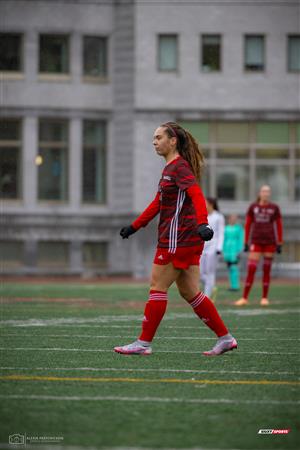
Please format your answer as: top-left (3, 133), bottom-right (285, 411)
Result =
top-left (262, 257), bottom-right (273, 298)
top-left (189, 292), bottom-right (228, 337)
top-left (243, 259), bottom-right (258, 299)
top-left (139, 290), bottom-right (167, 342)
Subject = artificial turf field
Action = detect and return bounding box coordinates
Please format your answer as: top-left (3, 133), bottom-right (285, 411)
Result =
top-left (0, 280), bottom-right (299, 450)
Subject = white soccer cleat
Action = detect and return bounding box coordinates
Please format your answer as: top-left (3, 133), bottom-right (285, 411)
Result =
top-left (203, 335), bottom-right (238, 357)
top-left (234, 298), bottom-right (248, 306)
top-left (260, 298), bottom-right (270, 306)
top-left (114, 340), bottom-right (152, 355)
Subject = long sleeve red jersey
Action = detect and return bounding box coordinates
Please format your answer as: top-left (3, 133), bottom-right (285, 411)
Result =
top-left (132, 156), bottom-right (207, 252)
top-left (244, 202), bottom-right (283, 246)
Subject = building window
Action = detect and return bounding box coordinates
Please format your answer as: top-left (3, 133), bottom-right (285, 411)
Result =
top-left (216, 165), bottom-right (249, 200)
top-left (0, 241), bottom-right (23, 269)
top-left (244, 35), bottom-right (265, 71)
top-left (37, 241), bottom-right (69, 268)
top-left (288, 35), bottom-right (300, 72)
top-left (83, 36), bottom-right (107, 79)
top-left (38, 120), bottom-right (68, 201)
top-left (256, 166), bottom-right (289, 202)
top-left (158, 34), bottom-right (178, 72)
top-left (39, 34), bottom-right (69, 74)
top-left (0, 33), bottom-right (23, 72)
top-left (83, 242), bottom-right (108, 269)
top-left (82, 121), bottom-right (106, 204)
top-left (0, 119), bottom-right (22, 199)
top-left (180, 120), bottom-right (299, 202)
top-left (295, 166), bottom-right (300, 201)
top-left (201, 35), bottom-right (221, 72)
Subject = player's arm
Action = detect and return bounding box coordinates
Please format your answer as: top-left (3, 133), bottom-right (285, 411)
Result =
top-left (216, 214), bottom-right (225, 254)
top-left (174, 161), bottom-right (213, 241)
top-left (186, 184), bottom-right (213, 241)
top-left (275, 206), bottom-right (283, 253)
top-left (120, 192), bottom-right (160, 239)
top-left (244, 207), bottom-right (253, 251)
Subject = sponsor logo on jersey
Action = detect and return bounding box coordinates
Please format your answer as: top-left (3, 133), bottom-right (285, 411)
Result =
top-left (163, 175), bottom-right (172, 180)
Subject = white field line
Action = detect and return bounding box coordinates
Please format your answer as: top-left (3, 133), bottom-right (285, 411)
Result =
top-left (0, 309), bottom-right (299, 327)
top-left (0, 394), bottom-right (299, 406)
top-left (0, 367), bottom-right (298, 376)
top-left (0, 347), bottom-right (299, 355)
top-left (2, 333), bottom-right (300, 341)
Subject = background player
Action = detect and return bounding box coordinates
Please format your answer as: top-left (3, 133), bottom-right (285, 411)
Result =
top-left (200, 198), bottom-right (225, 300)
top-left (114, 122), bottom-right (237, 356)
top-left (235, 185), bottom-right (283, 306)
top-left (223, 214), bottom-right (244, 291)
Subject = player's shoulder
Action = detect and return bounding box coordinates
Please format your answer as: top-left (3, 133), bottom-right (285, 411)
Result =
top-left (173, 156), bottom-right (189, 169)
top-left (248, 202), bottom-right (257, 211)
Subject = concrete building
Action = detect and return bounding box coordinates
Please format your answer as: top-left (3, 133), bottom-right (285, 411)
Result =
top-left (0, 0), bottom-right (299, 277)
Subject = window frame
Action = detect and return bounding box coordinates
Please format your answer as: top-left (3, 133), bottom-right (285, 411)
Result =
top-left (38, 33), bottom-right (70, 79)
top-left (82, 35), bottom-right (109, 83)
top-left (200, 34), bottom-right (222, 73)
top-left (37, 118), bottom-right (69, 203)
top-left (157, 34), bottom-right (179, 73)
top-left (82, 119), bottom-right (107, 205)
top-left (244, 34), bottom-right (266, 73)
top-left (0, 32), bottom-right (24, 77)
top-left (0, 118), bottom-right (23, 201)
top-left (287, 34), bottom-right (300, 73)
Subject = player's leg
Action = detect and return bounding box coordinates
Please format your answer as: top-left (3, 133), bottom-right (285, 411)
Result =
top-left (235, 251), bottom-right (261, 306)
top-left (229, 262), bottom-right (240, 290)
top-left (176, 266), bottom-right (237, 356)
top-left (200, 253), bottom-right (208, 292)
top-left (114, 262), bottom-right (180, 355)
top-left (203, 252), bottom-right (217, 298)
top-left (260, 251), bottom-right (274, 306)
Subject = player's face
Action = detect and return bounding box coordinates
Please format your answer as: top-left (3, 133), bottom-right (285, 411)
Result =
top-left (153, 127), bottom-right (177, 157)
top-left (259, 186), bottom-right (271, 202)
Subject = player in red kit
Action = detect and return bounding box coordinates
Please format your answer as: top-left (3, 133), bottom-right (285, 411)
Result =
top-left (235, 185), bottom-right (283, 307)
top-left (114, 122), bottom-right (237, 356)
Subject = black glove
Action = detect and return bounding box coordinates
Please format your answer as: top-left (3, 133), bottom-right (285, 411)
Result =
top-left (197, 223), bottom-right (214, 241)
top-left (244, 243), bottom-right (249, 252)
top-left (120, 225), bottom-right (136, 239)
top-left (276, 245), bottom-right (282, 254)
top-left (216, 250), bottom-right (222, 255)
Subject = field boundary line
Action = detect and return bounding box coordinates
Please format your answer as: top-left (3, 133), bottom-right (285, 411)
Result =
top-left (0, 393), bottom-right (298, 405)
top-left (1, 374), bottom-right (299, 386)
top-left (0, 367), bottom-right (297, 376)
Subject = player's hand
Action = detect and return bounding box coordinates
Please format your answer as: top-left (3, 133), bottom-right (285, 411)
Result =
top-left (120, 225), bottom-right (136, 239)
top-left (244, 243), bottom-right (249, 252)
top-left (198, 224), bottom-right (214, 241)
top-left (276, 245), bottom-right (282, 254)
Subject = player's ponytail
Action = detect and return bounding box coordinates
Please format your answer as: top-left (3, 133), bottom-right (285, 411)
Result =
top-left (161, 122), bottom-right (205, 182)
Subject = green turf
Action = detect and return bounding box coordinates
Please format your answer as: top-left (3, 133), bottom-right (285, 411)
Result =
top-left (0, 281), bottom-right (299, 449)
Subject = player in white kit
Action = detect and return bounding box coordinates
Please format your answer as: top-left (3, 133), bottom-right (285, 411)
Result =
top-left (200, 198), bottom-right (225, 298)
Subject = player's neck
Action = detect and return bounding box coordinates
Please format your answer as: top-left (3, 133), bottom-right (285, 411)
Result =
top-left (259, 200), bottom-right (269, 206)
top-left (165, 151), bottom-right (180, 165)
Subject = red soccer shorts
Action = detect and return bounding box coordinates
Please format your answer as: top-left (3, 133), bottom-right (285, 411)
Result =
top-left (154, 245), bottom-right (204, 269)
top-left (250, 243), bottom-right (276, 253)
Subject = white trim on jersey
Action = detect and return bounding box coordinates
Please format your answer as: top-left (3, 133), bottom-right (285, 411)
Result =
top-left (169, 189), bottom-right (186, 254)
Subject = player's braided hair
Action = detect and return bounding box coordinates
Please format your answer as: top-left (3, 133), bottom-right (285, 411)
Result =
top-left (161, 121), bottom-right (205, 182)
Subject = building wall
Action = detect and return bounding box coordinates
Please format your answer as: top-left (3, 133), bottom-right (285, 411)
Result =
top-left (1, 0), bottom-right (299, 278)
top-left (135, 0), bottom-right (300, 110)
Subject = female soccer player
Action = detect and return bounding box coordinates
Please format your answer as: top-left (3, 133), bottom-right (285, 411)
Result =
top-left (200, 198), bottom-right (225, 299)
top-left (223, 215), bottom-right (244, 291)
top-left (114, 122), bottom-right (237, 356)
top-left (235, 185), bottom-right (283, 306)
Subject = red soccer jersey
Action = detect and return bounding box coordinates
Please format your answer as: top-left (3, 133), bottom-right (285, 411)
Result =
top-left (245, 202), bottom-right (283, 246)
top-left (132, 156), bottom-right (207, 251)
